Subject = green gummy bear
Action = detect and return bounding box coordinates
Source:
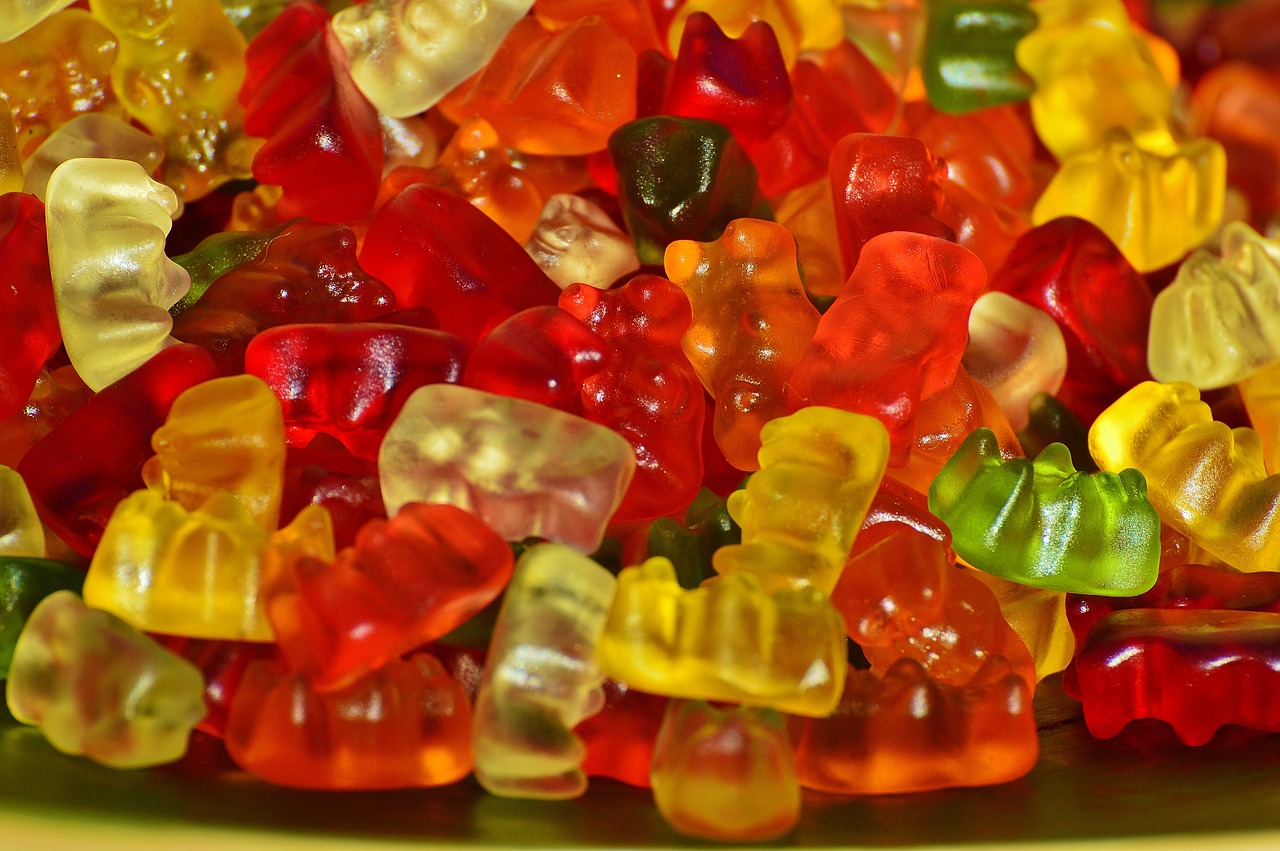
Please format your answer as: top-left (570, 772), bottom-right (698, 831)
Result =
top-left (0, 558), bottom-right (85, 678)
top-left (922, 0), bottom-right (1037, 114)
top-left (171, 222), bottom-right (288, 314)
top-left (928, 428), bottom-right (1160, 595)
top-left (1017, 392), bottom-right (1098, 472)
top-left (608, 116), bottom-right (771, 265)
top-left (647, 488), bottom-right (742, 590)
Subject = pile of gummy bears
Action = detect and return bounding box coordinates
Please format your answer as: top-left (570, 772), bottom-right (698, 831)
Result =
top-left (1, 0), bottom-right (1279, 842)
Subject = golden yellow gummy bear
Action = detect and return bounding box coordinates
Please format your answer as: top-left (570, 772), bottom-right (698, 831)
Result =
top-left (1088, 381), bottom-right (1280, 573)
top-left (89, 0), bottom-right (257, 199)
top-left (595, 557), bottom-right (846, 717)
top-left (713, 407), bottom-right (889, 595)
top-left (1015, 0), bottom-right (1175, 161)
top-left (142, 375), bottom-right (287, 531)
top-left (1031, 130), bottom-right (1225, 273)
top-left (1148, 222), bottom-right (1280, 389)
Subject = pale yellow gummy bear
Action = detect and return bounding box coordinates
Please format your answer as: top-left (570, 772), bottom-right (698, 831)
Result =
top-left (524, 194), bottom-right (639, 291)
top-left (1088, 380), bottom-right (1280, 573)
top-left (0, 95), bottom-right (20, 194)
top-left (0, 466), bottom-right (44, 557)
top-left (713, 407), bottom-right (889, 596)
top-left (331, 0), bottom-right (536, 119)
top-left (0, 0), bottom-right (75, 43)
top-left (46, 157), bottom-right (189, 392)
top-left (23, 113), bottom-right (166, 201)
top-left (1148, 222), bottom-right (1280, 389)
top-left (962, 292), bottom-right (1069, 431)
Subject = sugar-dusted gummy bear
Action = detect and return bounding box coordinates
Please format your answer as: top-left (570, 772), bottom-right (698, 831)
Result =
top-left (929, 428), bottom-right (1161, 595)
top-left (612, 117), bottom-right (767, 265)
top-left (263, 502), bottom-right (513, 693)
top-left (379, 384), bottom-right (635, 553)
top-left (596, 557), bottom-right (846, 717)
top-left (18, 344), bottom-right (219, 556)
top-left (0, 192), bottom-right (60, 420)
top-left (961, 292), bottom-right (1068, 431)
top-left (1148, 222), bottom-right (1280, 389)
top-left (359, 184), bottom-right (561, 343)
top-left (0, 558), bottom-right (83, 677)
top-left (225, 653), bottom-right (473, 788)
top-left (1073, 609), bottom-right (1280, 745)
top-left (921, 0), bottom-right (1036, 113)
top-left (650, 699), bottom-right (800, 842)
top-left (84, 490), bottom-right (273, 641)
top-left (524, 194), bottom-right (639, 291)
top-left (787, 232), bottom-right (986, 464)
top-left (472, 543), bottom-right (616, 799)
top-left (1031, 130), bottom-right (1226, 273)
top-left (239, 1), bottom-right (383, 223)
top-left (791, 657), bottom-right (1038, 794)
top-left (665, 219), bottom-right (820, 471)
top-left (713, 407), bottom-right (889, 595)
top-left (0, 11), bottom-right (122, 156)
top-left (6, 591), bottom-right (206, 768)
top-left (245, 323), bottom-right (471, 461)
top-left (46, 158), bottom-right (189, 392)
top-left (141, 376), bottom-right (286, 531)
top-left (331, 0), bottom-right (535, 119)
top-left (21, 114), bottom-right (164, 202)
top-left (89, 0), bottom-right (257, 199)
top-left (1089, 381), bottom-right (1280, 573)
top-left (834, 530), bottom-right (1037, 688)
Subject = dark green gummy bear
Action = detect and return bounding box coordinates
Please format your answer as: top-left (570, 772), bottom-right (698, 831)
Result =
top-left (922, 0), bottom-right (1037, 114)
top-left (609, 116), bottom-right (771, 265)
top-left (1018, 392), bottom-right (1098, 472)
top-left (0, 558), bottom-right (85, 678)
top-left (648, 488), bottom-right (742, 590)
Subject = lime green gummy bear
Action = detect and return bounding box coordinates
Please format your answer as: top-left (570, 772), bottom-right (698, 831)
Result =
top-left (927, 428), bottom-right (1160, 596)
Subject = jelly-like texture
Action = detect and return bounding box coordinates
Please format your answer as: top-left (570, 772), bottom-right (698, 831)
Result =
top-left (596, 557), bottom-right (846, 717)
top-left (141, 375), bottom-right (286, 530)
top-left (929, 428), bottom-right (1161, 595)
top-left (650, 700), bottom-right (800, 842)
top-left (1089, 381), bottom-right (1280, 573)
top-left (0, 192), bottom-right (60, 420)
top-left (713, 407), bottom-right (889, 595)
top-left (331, 0), bottom-right (535, 119)
top-left (0, 557), bottom-right (83, 677)
top-left (379, 384), bottom-right (635, 553)
top-left (791, 657), bottom-right (1037, 794)
top-left (6, 590), bottom-right (206, 768)
top-left (961, 292), bottom-right (1068, 431)
top-left (89, 0), bottom-right (256, 199)
top-left (22, 114), bottom-right (164, 202)
top-left (1148, 222), bottom-right (1280, 389)
top-left (525, 194), bottom-right (638, 291)
top-left (84, 490), bottom-right (273, 641)
top-left (665, 219), bottom-right (820, 471)
top-left (472, 543), bottom-right (616, 799)
top-left (225, 653), bottom-right (473, 789)
top-left (45, 158), bottom-right (189, 392)
top-left (0, 465), bottom-right (42, 557)
top-left (921, 0), bottom-right (1036, 113)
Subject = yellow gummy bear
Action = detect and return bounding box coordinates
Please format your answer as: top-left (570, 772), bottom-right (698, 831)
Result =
top-left (22, 113), bottom-right (166, 201)
top-left (0, 0), bottom-right (75, 42)
top-left (595, 557), bottom-right (846, 717)
top-left (1148, 222), bottom-right (1280, 389)
top-left (89, 0), bottom-right (256, 200)
top-left (1031, 130), bottom-right (1225, 273)
top-left (1239, 361), bottom-right (1280, 476)
top-left (45, 158), bottom-right (190, 392)
top-left (667, 0), bottom-right (845, 68)
top-left (331, 0), bottom-right (536, 119)
top-left (970, 570), bottom-right (1075, 681)
top-left (1015, 0), bottom-right (1175, 161)
top-left (142, 375), bottom-right (287, 531)
top-left (713, 407), bottom-right (889, 595)
top-left (0, 466), bottom-right (44, 557)
top-left (0, 95), bottom-right (20, 194)
top-left (84, 490), bottom-right (273, 641)
top-left (1088, 381), bottom-right (1280, 573)
top-left (0, 10), bottom-right (123, 156)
